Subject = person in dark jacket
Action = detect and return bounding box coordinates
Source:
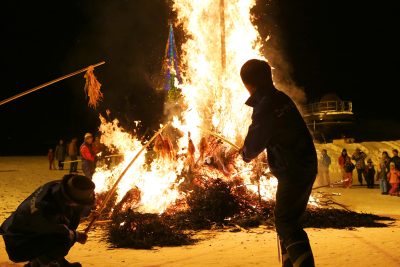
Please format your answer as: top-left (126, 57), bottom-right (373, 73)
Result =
top-left (391, 149), bottom-right (400, 171)
top-left (239, 59), bottom-right (317, 267)
top-left (0, 175), bottom-right (95, 267)
top-left (68, 138), bottom-right (79, 174)
top-left (351, 148), bottom-right (367, 185)
top-left (80, 133), bottom-right (98, 179)
top-left (55, 140), bottom-right (67, 170)
top-left (364, 159), bottom-right (376, 189)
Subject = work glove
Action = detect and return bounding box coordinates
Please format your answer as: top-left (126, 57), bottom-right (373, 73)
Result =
top-left (75, 231), bottom-right (88, 244)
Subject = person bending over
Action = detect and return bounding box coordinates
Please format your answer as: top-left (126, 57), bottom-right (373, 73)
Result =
top-left (1, 174), bottom-right (95, 267)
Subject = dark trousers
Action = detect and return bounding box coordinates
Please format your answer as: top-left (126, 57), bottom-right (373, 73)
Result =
top-left (69, 155), bottom-right (78, 173)
top-left (274, 172), bottom-right (316, 267)
top-left (365, 174), bottom-right (374, 188)
top-left (58, 160), bottom-right (64, 170)
top-left (357, 168), bottom-right (364, 185)
top-left (3, 233), bottom-right (72, 263)
top-left (82, 160), bottom-right (95, 179)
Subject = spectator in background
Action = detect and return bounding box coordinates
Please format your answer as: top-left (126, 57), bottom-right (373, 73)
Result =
top-left (391, 149), bottom-right (400, 170)
top-left (68, 138), bottom-right (79, 174)
top-left (55, 140), bottom-right (66, 170)
top-left (338, 149), bottom-right (350, 181)
top-left (377, 151), bottom-right (391, 194)
top-left (343, 156), bottom-right (355, 188)
top-left (364, 159), bottom-right (376, 189)
top-left (387, 162), bottom-right (400, 196)
top-left (47, 149), bottom-right (55, 170)
top-left (351, 148), bottom-right (367, 186)
top-left (80, 133), bottom-right (98, 179)
top-left (319, 149), bottom-right (331, 186)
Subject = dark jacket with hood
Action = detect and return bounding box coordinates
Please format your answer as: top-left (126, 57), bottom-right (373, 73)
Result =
top-left (242, 89), bottom-right (317, 179)
top-left (0, 176), bottom-right (83, 262)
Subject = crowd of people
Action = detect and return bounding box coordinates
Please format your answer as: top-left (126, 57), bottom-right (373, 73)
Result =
top-left (47, 133), bottom-right (107, 180)
top-left (318, 148), bottom-right (400, 196)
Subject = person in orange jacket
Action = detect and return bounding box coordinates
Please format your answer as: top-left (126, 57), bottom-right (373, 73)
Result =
top-left (387, 162), bottom-right (400, 196)
top-left (79, 133), bottom-right (99, 179)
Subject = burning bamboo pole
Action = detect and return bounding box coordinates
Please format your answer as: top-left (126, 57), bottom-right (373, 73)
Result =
top-left (198, 127), bottom-right (240, 151)
top-left (0, 61), bottom-right (105, 106)
top-left (84, 123), bottom-right (170, 234)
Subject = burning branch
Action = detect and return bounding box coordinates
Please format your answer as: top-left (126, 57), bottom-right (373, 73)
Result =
top-left (84, 123), bottom-right (170, 234)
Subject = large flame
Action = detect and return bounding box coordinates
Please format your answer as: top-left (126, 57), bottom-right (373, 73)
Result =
top-left (172, 0), bottom-right (265, 148)
top-left (93, 116), bottom-right (185, 214)
top-left (93, 0), bottom-right (312, 215)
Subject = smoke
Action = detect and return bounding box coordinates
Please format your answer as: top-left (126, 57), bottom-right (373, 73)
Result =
top-left (266, 37), bottom-right (307, 105)
top-left (252, 0), bottom-right (308, 106)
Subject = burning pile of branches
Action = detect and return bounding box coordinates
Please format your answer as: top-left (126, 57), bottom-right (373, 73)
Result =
top-left (103, 172), bottom-right (394, 249)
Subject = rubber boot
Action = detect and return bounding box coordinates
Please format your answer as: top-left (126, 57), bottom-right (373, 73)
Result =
top-left (58, 258), bottom-right (82, 267)
top-left (285, 239), bottom-right (315, 267)
top-left (280, 240), bottom-right (293, 267)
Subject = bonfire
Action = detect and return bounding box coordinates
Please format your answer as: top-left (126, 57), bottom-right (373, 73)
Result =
top-left (87, 0), bottom-right (393, 249)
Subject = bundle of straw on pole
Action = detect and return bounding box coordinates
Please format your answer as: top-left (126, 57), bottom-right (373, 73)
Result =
top-left (84, 65), bottom-right (103, 109)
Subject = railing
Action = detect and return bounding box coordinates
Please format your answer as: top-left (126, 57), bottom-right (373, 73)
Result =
top-left (302, 101), bottom-right (353, 115)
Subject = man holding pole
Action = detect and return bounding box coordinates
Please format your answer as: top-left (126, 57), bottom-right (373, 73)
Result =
top-left (1, 174), bottom-right (94, 267)
top-left (80, 133), bottom-right (98, 179)
top-left (240, 59), bottom-right (317, 267)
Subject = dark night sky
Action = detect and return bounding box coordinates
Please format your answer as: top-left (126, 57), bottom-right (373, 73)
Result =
top-left (0, 0), bottom-right (398, 155)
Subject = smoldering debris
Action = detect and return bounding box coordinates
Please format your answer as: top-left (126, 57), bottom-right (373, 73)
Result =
top-left (105, 178), bottom-right (394, 249)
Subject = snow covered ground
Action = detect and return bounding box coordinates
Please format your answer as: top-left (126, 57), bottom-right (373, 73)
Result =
top-left (1, 143), bottom-right (400, 266)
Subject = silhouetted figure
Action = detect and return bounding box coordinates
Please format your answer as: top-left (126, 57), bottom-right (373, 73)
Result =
top-left (338, 148), bottom-right (350, 182)
top-left (55, 140), bottom-right (66, 170)
top-left (240, 59), bottom-right (317, 267)
top-left (1, 175), bottom-right (95, 267)
top-left (68, 138), bottom-right (79, 173)
top-left (47, 149), bottom-right (55, 170)
top-left (343, 156), bottom-right (355, 188)
top-left (391, 149), bottom-right (400, 171)
top-left (319, 149), bottom-right (331, 186)
top-left (351, 148), bottom-right (367, 185)
top-left (377, 151), bottom-right (391, 194)
top-left (364, 159), bottom-right (376, 189)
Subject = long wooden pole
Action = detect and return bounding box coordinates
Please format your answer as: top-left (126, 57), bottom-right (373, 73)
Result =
top-left (84, 123), bottom-right (169, 234)
top-left (0, 61), bottom-right (105, 106)
top-left (62, 153), bottom-right (124, 164)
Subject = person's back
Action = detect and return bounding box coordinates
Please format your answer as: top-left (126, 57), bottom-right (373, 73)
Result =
top-left (239, 59), bottom-right (316, 267)
top-left (243, 88), bottom-right (317, 178)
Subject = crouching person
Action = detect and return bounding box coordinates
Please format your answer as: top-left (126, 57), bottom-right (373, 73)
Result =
top-left (1, 174), bottom-right (95, 267)
top-left (240, 59), bottom-right (317, 267)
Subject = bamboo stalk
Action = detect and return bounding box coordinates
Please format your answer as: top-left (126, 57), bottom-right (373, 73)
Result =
top-left (0, 61), bottom-right (105, 106)
top-left (84, 123), bottom-right (169, 234)
top-left (198, 127), bottom-right (240, 150)
top-left (62, 153), bottom-right (124, 164)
